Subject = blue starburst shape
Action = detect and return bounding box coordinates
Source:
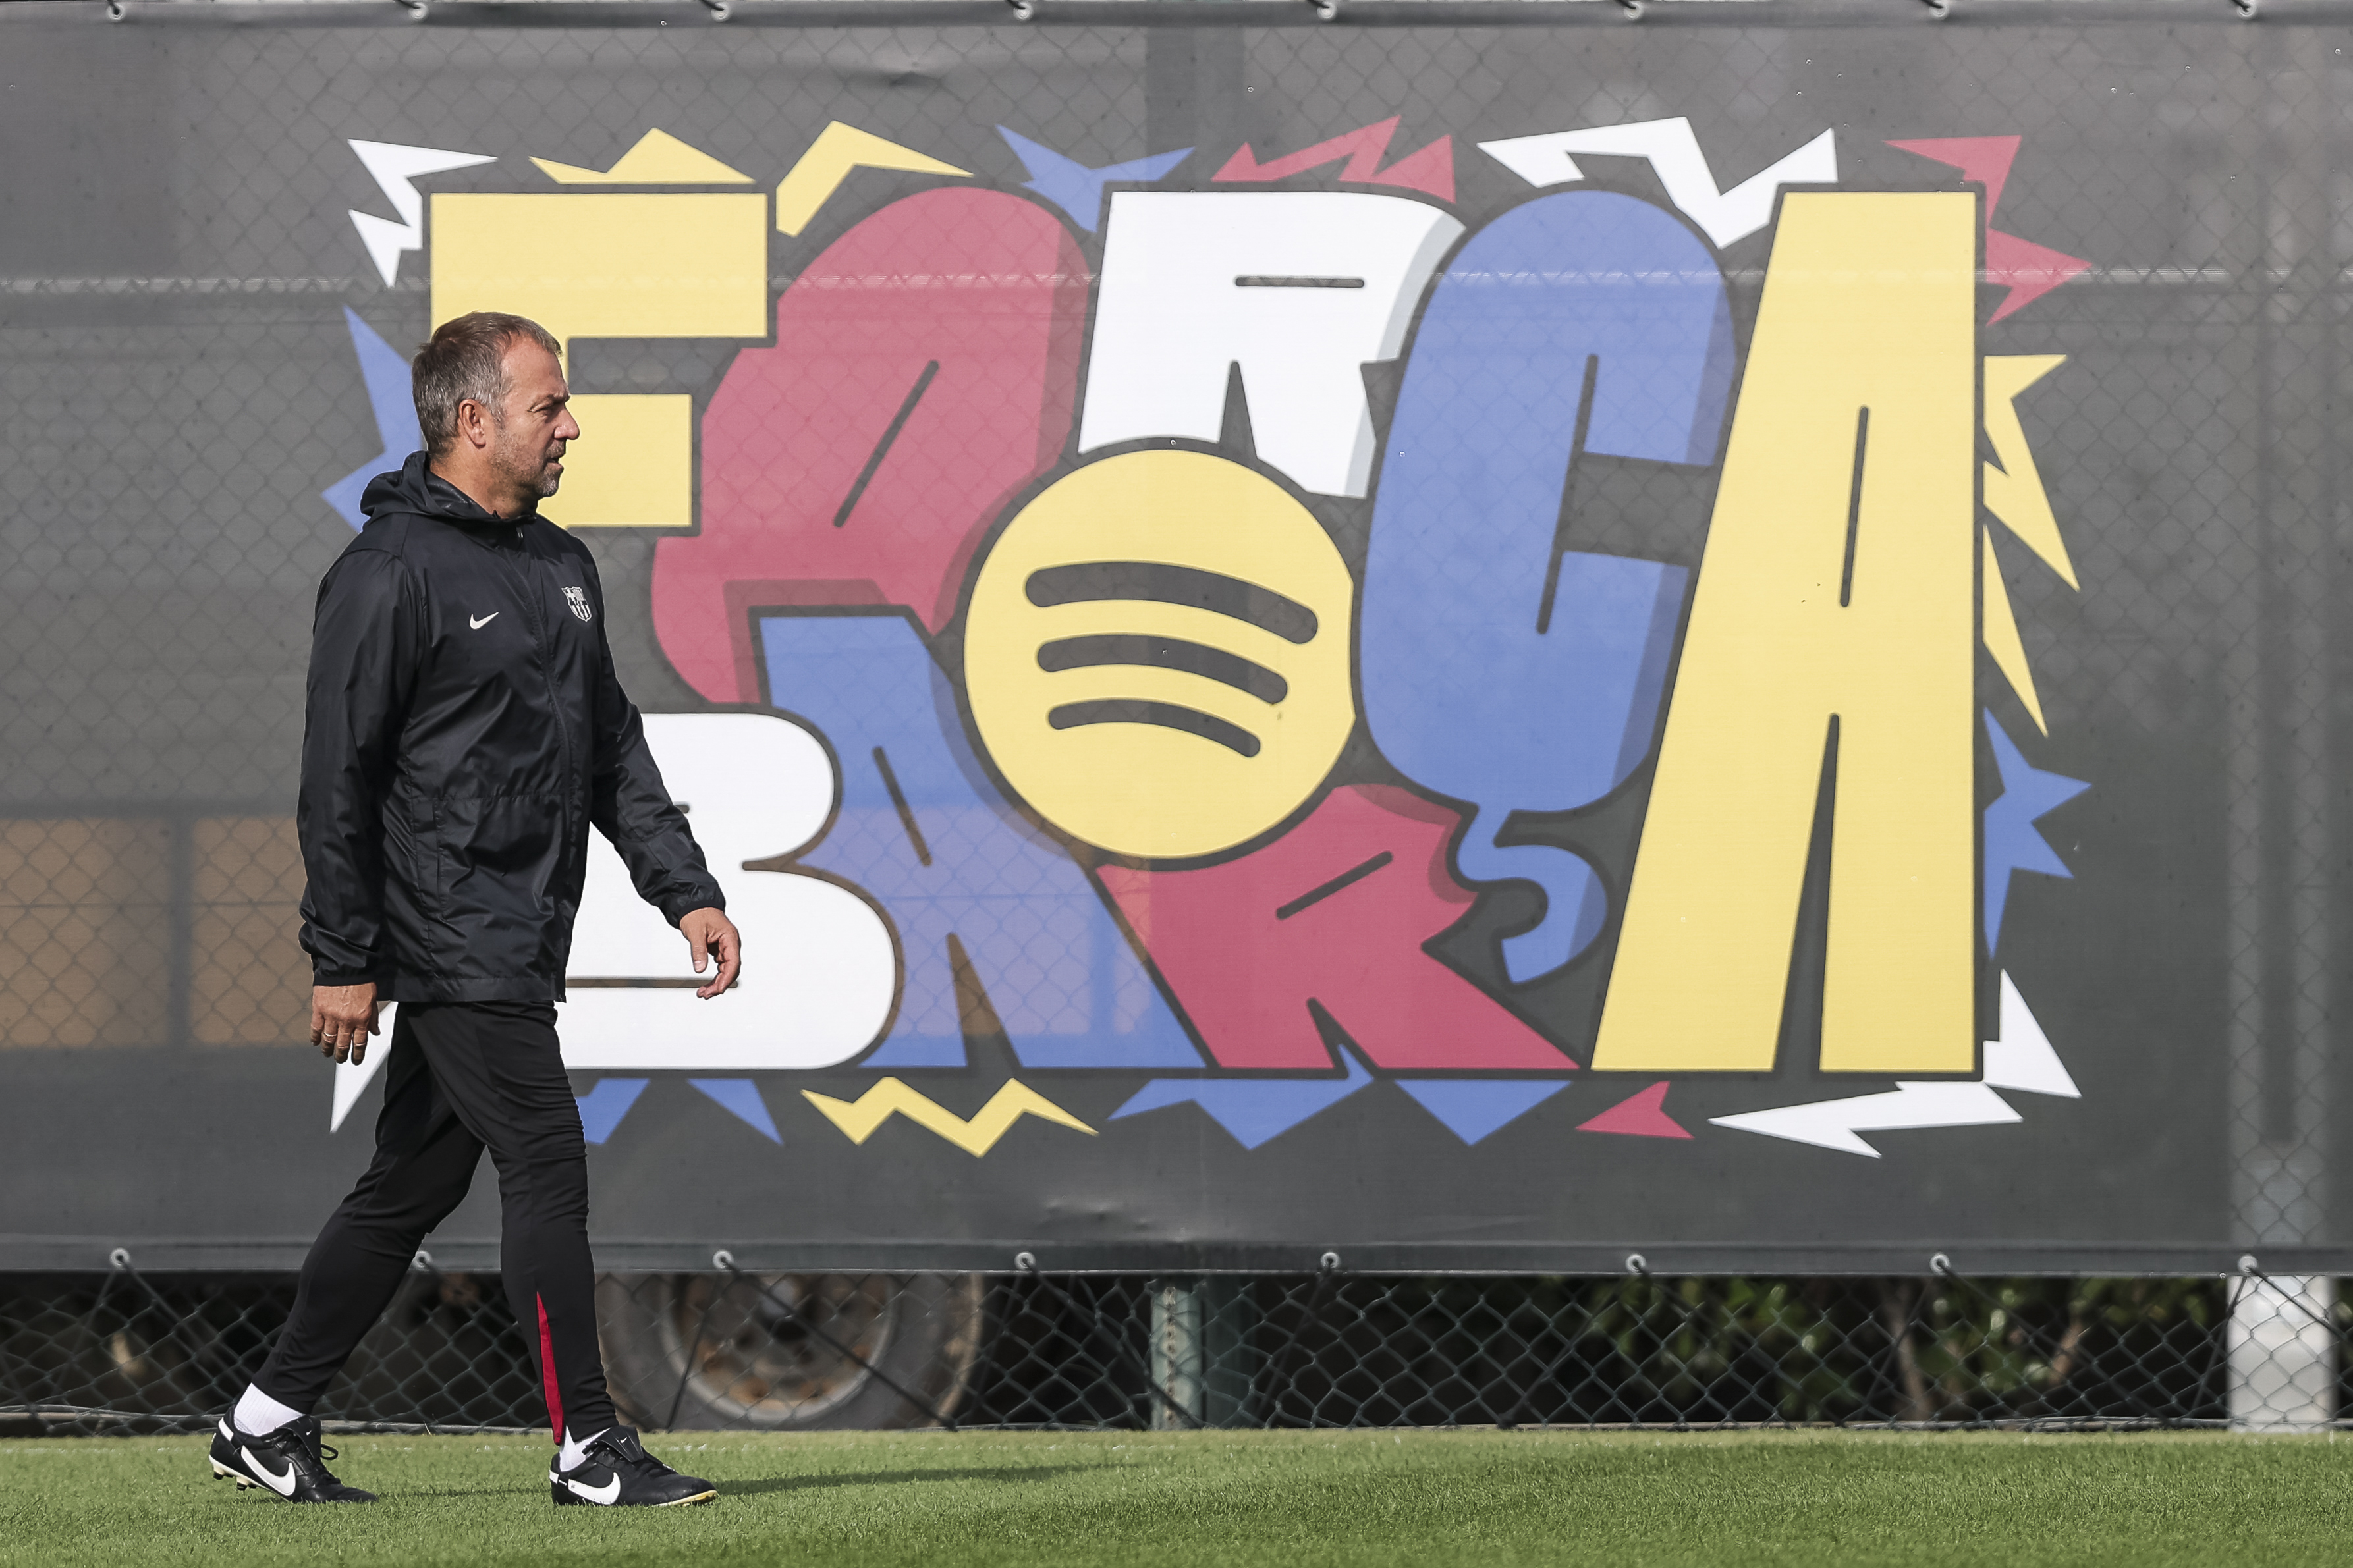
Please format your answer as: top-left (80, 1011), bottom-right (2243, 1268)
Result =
top-left (1110, 1045), bottom-right (1373, 1150)
top-left (997, 127), bottom-right (1191, 232)
top-left (323, 307), bottom-right (424, 529)
top-left (1983, 710), bottom-right (2090, 952)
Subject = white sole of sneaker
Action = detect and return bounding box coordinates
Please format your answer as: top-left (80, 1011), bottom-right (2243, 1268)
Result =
top-left (210, 1459), bottom-right (259, 1490)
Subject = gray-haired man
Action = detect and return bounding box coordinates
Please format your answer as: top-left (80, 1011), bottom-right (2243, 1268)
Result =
top-left (208, 312), bottom-right (739, 1508)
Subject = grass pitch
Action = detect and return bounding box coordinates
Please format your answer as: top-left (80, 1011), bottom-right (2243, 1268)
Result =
top-left (3, 1428), bottom-right (2350, 1567)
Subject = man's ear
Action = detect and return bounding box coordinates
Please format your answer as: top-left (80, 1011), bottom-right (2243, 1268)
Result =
top-left (457, 397), bottom-right (491, 452)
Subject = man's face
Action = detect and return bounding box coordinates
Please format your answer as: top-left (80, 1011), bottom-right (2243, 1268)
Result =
top-left (487, 340), bottom-right (580, 504)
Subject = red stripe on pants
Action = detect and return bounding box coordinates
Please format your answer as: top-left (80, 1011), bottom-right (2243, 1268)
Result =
top-left (537, 1293), bottom-right (563, 1443)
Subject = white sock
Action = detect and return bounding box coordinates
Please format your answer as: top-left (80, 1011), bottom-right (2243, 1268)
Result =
top-left (233, 1384), bottom-right (304, 1436)
top-left (559, 1426), bottom-right (610, 1471)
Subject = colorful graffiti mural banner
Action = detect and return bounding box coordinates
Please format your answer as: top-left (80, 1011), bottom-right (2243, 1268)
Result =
top-left (327, 109), bottom-right (2107, 1228)
top-left (3, 15), bottom-right (2296, 1272)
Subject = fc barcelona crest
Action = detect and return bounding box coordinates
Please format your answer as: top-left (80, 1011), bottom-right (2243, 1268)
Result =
top-left (564, 585), bottom-right (593, 624)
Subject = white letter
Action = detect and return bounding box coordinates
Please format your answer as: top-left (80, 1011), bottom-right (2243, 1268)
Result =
top-left (1078, 191), bottom-right (1463, 498)
top-left (560, 712), bottom-right (897, 1071)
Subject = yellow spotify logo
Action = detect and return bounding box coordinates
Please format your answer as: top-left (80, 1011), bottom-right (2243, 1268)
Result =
top-left (964, 450), bottom-right (1357, 860)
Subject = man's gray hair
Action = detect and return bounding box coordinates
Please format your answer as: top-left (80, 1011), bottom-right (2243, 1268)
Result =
top-left (411, 311), bottom-right (563, 459)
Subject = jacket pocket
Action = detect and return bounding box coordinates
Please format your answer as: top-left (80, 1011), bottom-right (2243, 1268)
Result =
top-left (432, 792), bottom-right (569, 952)
top-left (382, 793), bottom-right (436, 911)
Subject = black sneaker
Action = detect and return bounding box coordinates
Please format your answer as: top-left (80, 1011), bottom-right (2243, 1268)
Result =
top-left (209, 1413), bottom-right (377, 1503)
top-left (549, 1426), bottom-right (715, 1507)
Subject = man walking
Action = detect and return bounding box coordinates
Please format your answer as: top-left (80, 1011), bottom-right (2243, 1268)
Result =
top-left (208, 312), bottom-right (740, 1507)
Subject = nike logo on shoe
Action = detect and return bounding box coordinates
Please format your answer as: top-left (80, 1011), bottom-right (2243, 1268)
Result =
top-left (209, 1410), bottom-right (377, 1503)
top-left (558, 1473), bottom-right (622, 1505)
top-left (470, 612), bottom-right (498, 629)
top-left (242, 1445), bottom-right (298, 1497)
top-left (547, 1425), bottom-right (713, 1507)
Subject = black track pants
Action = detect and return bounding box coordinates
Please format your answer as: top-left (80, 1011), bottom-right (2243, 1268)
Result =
top-left (255, 1000), bottom-right (615, 1440)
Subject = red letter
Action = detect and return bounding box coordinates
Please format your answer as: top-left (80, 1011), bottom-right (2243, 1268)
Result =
top-left (654, 188), bottom-right (1090, 701)
top-left (1099, 786), bottom-right (1575, 1071)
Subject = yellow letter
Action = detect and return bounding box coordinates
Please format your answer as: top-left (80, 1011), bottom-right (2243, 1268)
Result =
top-left (430, 185), bottom-right (769, 528)
top-left (1592, 191), bottom-right (1978, 1075)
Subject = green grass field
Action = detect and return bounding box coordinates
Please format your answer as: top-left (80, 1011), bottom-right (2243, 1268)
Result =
top-left (4, 1428), bottom-right (2350, 1567)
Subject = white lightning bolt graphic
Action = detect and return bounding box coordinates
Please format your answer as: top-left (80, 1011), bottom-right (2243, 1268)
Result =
top-left (1478, 118), bottom-right (1837, 248)
top-left (328, 1002), bottom-right (395, 1132)
top-left (1708, 973), bottom-right (2080, 1158)
top-left (347, 139), bottom-right (497, 286)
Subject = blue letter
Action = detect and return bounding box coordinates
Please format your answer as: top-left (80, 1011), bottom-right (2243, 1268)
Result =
top-left (1362, 191), bottom-right (1732, 982)
top-left (760, 613), bottom-right (1204, 1069)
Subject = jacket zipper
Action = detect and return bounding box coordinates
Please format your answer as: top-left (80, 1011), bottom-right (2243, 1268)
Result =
top-left (491, 529), bottom-right (580, 838)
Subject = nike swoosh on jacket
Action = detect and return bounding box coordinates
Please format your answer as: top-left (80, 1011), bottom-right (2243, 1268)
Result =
top-left (298, 453), bottom-right (724, 1002)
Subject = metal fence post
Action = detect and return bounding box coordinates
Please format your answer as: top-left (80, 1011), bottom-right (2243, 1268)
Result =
top-left (1141, 26), bottom-right (1271, 1436)
top-left (1151, 1277), bottom-right (1258, 1429)
top-left (1149, 1278), bottom-right (1204, 1430)
top-left (2229, 1271), bottom-right (2336, 1430)
top-left (2225, 23), bottom-right (2335, 1434)
top-left (1145, 0), bottom-right (1252, 173)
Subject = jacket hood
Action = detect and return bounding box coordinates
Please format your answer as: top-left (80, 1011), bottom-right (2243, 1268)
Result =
top-left (359, 451), bottom-right (538, 529)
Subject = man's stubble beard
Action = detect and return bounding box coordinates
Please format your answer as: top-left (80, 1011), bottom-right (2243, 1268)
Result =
top-left (489, 417), bottom-right (565, 504)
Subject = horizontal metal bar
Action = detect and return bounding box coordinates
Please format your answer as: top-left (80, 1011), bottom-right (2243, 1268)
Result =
top-left (0, 1405), bottom-right (2256, 1434)
top-left (0, 799), bottom-right (294, 819)
top-left (0, 0), bottom-right (2323, 30)
top-left (10, 1234), bottom-right (2344, 1274)
top-left (0, 276), bottom-right (381, 297)
top-left (0, 267), bottom-right (2277, 296)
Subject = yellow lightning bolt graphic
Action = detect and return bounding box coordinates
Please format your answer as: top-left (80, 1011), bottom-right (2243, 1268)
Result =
top-left (801, 1078), bottom-right (1094, 1157)
top-left (531, 128), bottom-right (752, 186)
top-left (1981, 528), bottom-right (2047, 734)
top-left (773, 122), bottom-right (970, 236)
top-left (1979, 354), bottom-right (2075, 736)
top-left (1981, 354), bottom-right (2076, 587)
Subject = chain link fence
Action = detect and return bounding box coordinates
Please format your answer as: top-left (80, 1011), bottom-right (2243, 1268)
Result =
top-left (3, 0), bottom-right (2352, 1438)
top-left (3, 1264), bottom-right (2329, 1434)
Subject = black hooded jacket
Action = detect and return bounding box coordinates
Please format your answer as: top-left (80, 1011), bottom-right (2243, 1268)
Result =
top-left (298, 453), bottom-right (723, 1002)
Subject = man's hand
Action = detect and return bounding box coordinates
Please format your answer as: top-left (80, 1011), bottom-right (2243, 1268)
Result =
top-left (310, 983), bottom-right (381, 1064)
top-left (680, 907), bottom-right (742, 1000)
